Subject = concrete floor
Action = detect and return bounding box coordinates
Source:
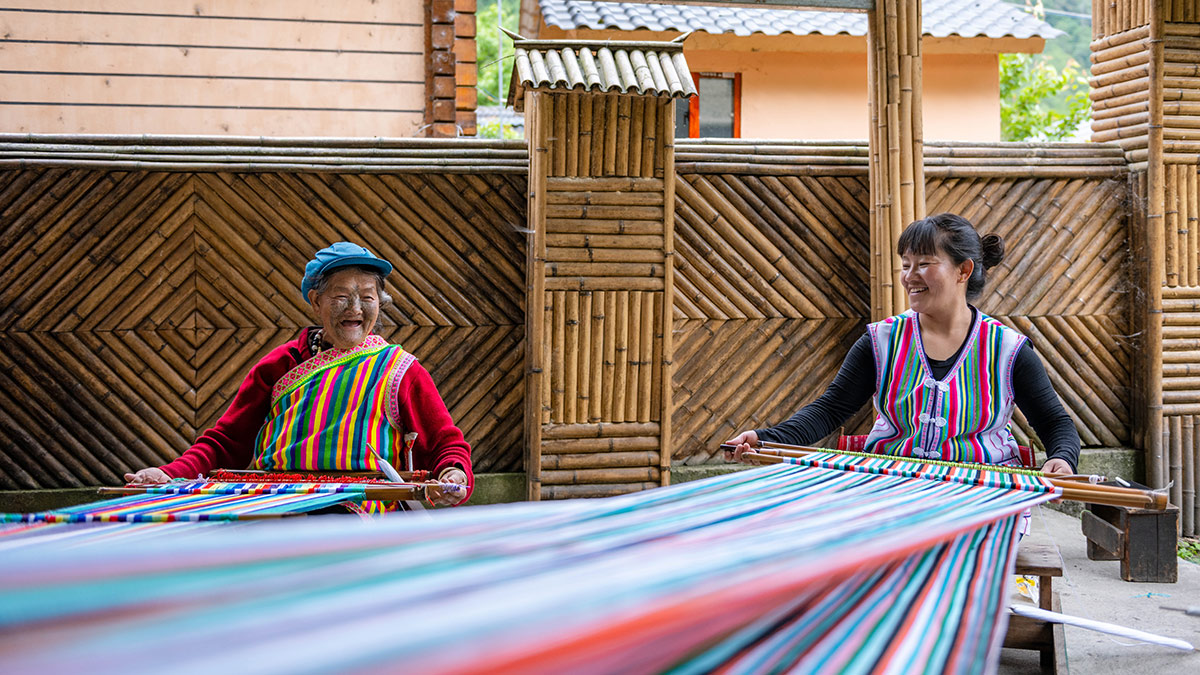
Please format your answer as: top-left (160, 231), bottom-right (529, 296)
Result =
top-left (999, 507), bottom-right (1200, 674)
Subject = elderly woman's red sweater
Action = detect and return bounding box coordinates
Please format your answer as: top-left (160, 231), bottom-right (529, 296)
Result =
top-left (159, 327), bottom-right (474, 499)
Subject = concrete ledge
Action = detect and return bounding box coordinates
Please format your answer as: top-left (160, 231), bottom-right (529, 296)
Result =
top-left (670, 464), bottom-right (751, 483)
top-left (1046, 447), bottom-right (1142, 516)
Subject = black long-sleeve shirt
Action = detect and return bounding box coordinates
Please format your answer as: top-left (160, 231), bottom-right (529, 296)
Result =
top-left (756, 329), bottom-right (1081, 472)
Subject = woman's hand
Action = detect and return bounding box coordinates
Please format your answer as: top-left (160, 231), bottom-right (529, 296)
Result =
top-left (426, 468), bottom-right (469, 506)
top-left (123, 467), bottom-right (170, 485)
top-left (1040, 458), bottom-right (1072, 476)
top-left (723, 430), bottom-right (760, 463)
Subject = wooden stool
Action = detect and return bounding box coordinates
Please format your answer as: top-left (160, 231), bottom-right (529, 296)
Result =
top-left (1081, 503), bottom-right (1179, 583)
top-left (1003, 537), bottom-right (1068, 674)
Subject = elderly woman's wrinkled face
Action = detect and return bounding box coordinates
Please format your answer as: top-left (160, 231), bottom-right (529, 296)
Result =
top-left (307, 268), bottom-right (381, 350)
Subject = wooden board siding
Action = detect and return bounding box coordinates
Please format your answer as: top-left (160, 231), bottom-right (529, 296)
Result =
top-left (0, 1), bottom-right (427, 136)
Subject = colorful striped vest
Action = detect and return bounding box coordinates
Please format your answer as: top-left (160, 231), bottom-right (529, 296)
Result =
top-left (253, 335), bottom-right (416, 471)
top-left (864, 309), bottom-right (1026, 466)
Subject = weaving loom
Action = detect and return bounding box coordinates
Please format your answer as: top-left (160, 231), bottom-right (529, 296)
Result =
top-left (0, 454), bottom-right (1079, 674)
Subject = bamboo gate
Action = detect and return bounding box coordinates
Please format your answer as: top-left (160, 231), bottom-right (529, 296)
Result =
top-left (0, 2), bottom-right (1197, 536)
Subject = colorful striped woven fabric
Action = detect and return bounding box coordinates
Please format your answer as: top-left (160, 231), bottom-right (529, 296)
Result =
top-left (0, 461), bottom-right (1059, 674)
top-left (0, 483), bottom-right (364, 523)
top-left (254, 340), bottom-right (413, 472)
top-left (866, 310), bottom-right (1025, 465)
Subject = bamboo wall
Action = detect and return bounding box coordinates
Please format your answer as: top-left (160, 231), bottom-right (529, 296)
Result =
top-left (0, 138), bottom-right (1136, 514)
top-left (0, 140), bottom-right (528, 490)
top-left (525, 92), bottom-right (676, 499)
top-left (1093, 0), bottom-right (1197, 38)
top-left (1092, 4), bottom-right (1200, 534)
top-left (670, 140), bottom-right (1131, 469)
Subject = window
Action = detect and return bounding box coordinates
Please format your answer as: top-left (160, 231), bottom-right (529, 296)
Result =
top-left (676, 72), bottom-right (741, 138)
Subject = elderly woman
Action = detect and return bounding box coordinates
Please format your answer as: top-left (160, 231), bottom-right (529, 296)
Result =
top-left (125, 242), bottom-right (473, 506)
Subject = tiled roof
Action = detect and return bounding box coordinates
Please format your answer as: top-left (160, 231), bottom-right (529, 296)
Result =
top-left (509, 35), bottom-right (697, 108)
top-left (537, 0), bottom-right (1062, 40)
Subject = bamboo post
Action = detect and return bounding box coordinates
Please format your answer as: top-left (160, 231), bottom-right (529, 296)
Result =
top-left (866, 0), bottom-right (925, 320)
top-left (525, 89), bottom-right (549, 500)
top-left (661, 98), bottom-right (676, 485)
top-left (1147, 0), bottom-right (1166, 489)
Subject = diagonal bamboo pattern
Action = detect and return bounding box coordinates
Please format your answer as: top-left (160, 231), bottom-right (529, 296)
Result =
top-left (0, 169), bottom-right (527, 489)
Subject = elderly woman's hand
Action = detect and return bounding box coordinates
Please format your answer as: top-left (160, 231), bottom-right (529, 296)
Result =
top-left (123, 467), bottom-right (171, 485)
top-left (723, 430), bottom-right (760, 463)
top-left (426, 468), bottom-right (469, 507)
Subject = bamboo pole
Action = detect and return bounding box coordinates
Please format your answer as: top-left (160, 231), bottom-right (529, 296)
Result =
top-left (590, 290), bottom-right (605, 422)
top-left (616, 95), bottom-right (632, 176)
top-left (578, 290), bottom-right (593, 425)
top-left (660, 98), bottom-right (676, 484)
top-left (732, 446), bottom-right (1168, 510)
top-left (627, 290), bottom-right (642, 421)
top-left (629, 96), bottom-right (645, 177)
top-left (1189, 167), bottom-right (1198, 286)
top-left (1186, 415), bottom-right (1196, 535)
top-left (602, 290), bottom-right (617, 420)
top-left (566, 93), bottom-right (579, 179)
top-left (1147, 1), bottom-right (1167, 489)
top-left (605, 95), bottom-right (619, 176)
top-left (553, 93), bottom-right (568, 177)
top-left (525, 90), bottom-right (548, 500)
top-left (580, 94), bottom-right (594, 177)
top-left (565, 290), bottom-right (579, 424)
top-left (541, 421), bottom-right (660, 439)
top-left (1167, 164), bottom-right (1179, 285)
top-left (639, 289), bottom-right (654, 424)
top-left (1172, 414), bottom-right (1183, 511)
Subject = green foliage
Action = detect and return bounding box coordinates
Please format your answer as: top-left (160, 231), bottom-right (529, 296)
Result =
top-left (1181, 538), bottom-right (1200, 564)
top-left (1038, 0), bottom-right (1092, 73)
top-left (476, 119), bottom-right (524, 140)
top-left (999, 52), bottom-right (1091, 142)
top-left (475, 0), bottom-right (520, 108)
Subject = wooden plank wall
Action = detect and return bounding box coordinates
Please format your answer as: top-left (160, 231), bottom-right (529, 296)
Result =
top-left (670, 141), bottom-right (1131, 476)
top-left (0, 147), bottom-right (528, 490)
top-left (0, 0), bottom-right (426, 136)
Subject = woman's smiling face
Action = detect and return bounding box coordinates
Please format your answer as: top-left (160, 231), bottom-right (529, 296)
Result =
top-left (307, 268), bottom-right (381, 350)
top-left (900, 248), bottom-right (973, 315)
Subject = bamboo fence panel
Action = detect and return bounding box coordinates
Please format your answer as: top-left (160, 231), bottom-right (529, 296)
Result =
top-left (542, 92), bottom-right (663, 179)
top-left (1093, 0), bottom-right (1151, 39)
top-left (671, 147), bottom-right (1133, 472)
top-left (1161, 283), bottom-right (1200, 535)
top-left (0, 152), bottom-right (528, 489)
top-left (528, 89), bottom-right (674, 500)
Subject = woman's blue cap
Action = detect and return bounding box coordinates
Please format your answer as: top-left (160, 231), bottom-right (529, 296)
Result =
top-left (300, 242), bottom-right (393, 299)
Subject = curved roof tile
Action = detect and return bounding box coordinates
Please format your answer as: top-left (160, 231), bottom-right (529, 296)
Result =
top-left (538, 0), bottom-right (1062, 40)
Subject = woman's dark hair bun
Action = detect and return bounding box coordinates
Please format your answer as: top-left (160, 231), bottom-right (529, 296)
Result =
top-left (980, 234), bottom-right (1004, 270)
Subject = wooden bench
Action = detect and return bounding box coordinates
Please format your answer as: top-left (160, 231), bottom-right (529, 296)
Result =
top-left (1003, 537), bottom-right (1068, 674)
top-left (1081, 503), bottom-right (1179, 583)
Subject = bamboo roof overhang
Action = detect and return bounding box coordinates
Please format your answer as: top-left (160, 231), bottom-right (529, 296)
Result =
top-left (506, 32), bottom-right (697, 111)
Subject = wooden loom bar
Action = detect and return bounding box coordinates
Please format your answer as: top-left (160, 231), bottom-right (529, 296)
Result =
top-left (99, 484), bottom-right (426, 502)
top-left (732, 445), bottom-right (1168, 511)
